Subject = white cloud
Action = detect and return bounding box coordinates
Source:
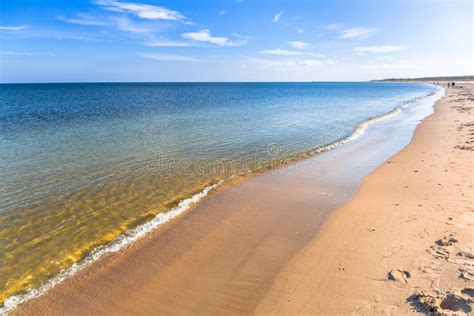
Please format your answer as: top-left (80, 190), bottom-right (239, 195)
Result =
top-left (245, 57), bottom-right (335, 69)
top-left (231, 33), bottom-right (252, 44)
top-left (140, 53), bottom-right (200, 62)
top-left (297, 29), bottom-right (304, 34)
top-left (228, 39), bottom-right (248, 47)
top-left (181, 29), bottom-right (246, 47)
top-left (145, 38), bottom-right (193, 47)
top-left (182, 29), bottom-right (227, 46)
top-left (376, 55), bottom-right (396, 60)
top-left (1, 51), bottom-right (55, 57)
top-left (354, 45), bottom-right (408, 54)
top-left (0, 25), bottom-right (28, 31)
top-left (273, 11), bottom-right (283, 23)
top-left (299, 59), bottom-right (335, 66)
top-left (58, 13), bottom-right (107, 26)
top-left (219, 10), bottom-right (226, 15)
top-left (307, 52), bottom-right (325, 57)
top-left (260, 49), bottom-right (302, 56)
top-left (59, 12), bottom-right (162, 34)
top-left (324, 23), bottom-right (342, 30)
top-left (288, 41), bottom-right (310, 49)
top-left (339, 27), bottom-right (378, 39)
top-left (113, 17), bottom-right (150, 33)
top-left (232, 33), bottom-right (251, 39)
top-left (95, 0), bottom-right (184, 20)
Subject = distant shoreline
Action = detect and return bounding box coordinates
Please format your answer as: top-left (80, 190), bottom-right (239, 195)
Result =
top-left (373, 75), bottom-right (474, 82)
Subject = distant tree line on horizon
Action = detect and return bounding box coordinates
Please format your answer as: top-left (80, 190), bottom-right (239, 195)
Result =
top-left (373, 75), bottom-right (474, 82)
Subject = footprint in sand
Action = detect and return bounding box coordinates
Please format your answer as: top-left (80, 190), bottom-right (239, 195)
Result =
top-left (442, 249), bottom-right (474, 281)
top-left (388, 269), bottom-right (411, 284)
top-left (435, 234), bottom-right (458, 246)
top-left (428, 233), bottom-right (460, 260)
top-left (459, 264), bottom-right (474, 281)
top-left (429, 245), bottom-right (451, 260)
top-left (412, 289), bottom-right (473, 315)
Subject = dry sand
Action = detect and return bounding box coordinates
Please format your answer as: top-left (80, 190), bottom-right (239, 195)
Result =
top-left (11, 83), bottom-right (473, 315)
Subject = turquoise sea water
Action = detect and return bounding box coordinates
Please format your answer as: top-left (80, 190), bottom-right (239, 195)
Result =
top-left (0, 82), bottom-right (438, 305)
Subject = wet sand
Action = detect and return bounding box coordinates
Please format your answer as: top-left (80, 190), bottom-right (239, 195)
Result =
top-left (12, 83), bottom-right (473, 315)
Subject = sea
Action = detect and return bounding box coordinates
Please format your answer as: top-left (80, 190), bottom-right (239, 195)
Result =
top-left (0, 82), bottom-right (441, 309)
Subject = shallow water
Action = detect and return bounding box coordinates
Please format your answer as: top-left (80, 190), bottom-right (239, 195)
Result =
top-left (0, 82), bottom-right (438, 304)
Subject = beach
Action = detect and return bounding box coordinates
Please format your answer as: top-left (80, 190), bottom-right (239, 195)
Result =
top-left (2, 0), bottom-right (473, 313)
top-left (8, 82), bottom-right (473, 315)
top-left (0, 82), bottom-right (437, 307)
top-left (255, 82), bottom-right (474, 314)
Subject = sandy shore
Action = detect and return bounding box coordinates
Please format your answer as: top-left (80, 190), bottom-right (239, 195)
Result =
top-left (256, 83), bottom-right (474, 314)
top-left (11, 83), bottom-right (473, 315)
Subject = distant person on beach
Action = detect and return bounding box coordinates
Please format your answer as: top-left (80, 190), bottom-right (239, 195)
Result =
top-left (452, 82), bottom-right (455, 87)
top-left (448, 83), bottom-right (451, 88)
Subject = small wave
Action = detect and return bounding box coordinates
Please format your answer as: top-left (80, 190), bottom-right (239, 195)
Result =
top-left (0, 181), bottom-right (223, 315)
top-left (311, 107), bottom-right (402, 155)
top-left (304, 88), bottom-right (444, 157)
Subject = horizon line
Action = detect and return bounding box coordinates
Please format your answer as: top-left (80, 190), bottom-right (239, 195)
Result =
top-left (2, 74), bottom-right (472, 85)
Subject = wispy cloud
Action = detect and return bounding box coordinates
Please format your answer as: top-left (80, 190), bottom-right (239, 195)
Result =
top-left (307, 52), bottom-right (325, 58)
top-left (59, 12), bottom-right (161, 34)
top-left (95, 0), bottom-right (185, 20)
top-left (113, 16), bottom-right (150, 33)
top-left (260, 49), bottom-right (302, 56)
top-left (354, 45), bottom-right (408, 54)
top-left (288, 41), bottom-right (310, 49)
top-left (0, 25), bottom-right (28, 31)
top-left (59, 12), bottom-right (168, 37)
top-left (219, 10), bottom-right (226, 15)
top-left (245, 57), bottom-right (335, 69)
top-left (297, 29), bottom-right (304, 34)
top-left (182, 29), bottom-right (227, 46)
top-left (58, 13), bottom-right (108, 26)
top-left (273, 11), bottom-right (283, 23)
top-left (0, 60), bottom-right (17, 64)
top-left (145, 38), bottom-right (193, 47)
top-left (232, 33), bottom-right (253, 40)
top-left (339, 27), bottom-right (378, 39)
top-left (181, 29), bottom-right (247, 47)
top-left (140, 53), bottom-right (199, 62)
top-left (324, 23), bottom-right (342, 30)
top-left (1, 51), bottom-right (55, 57)
top-left (299, 59), bottom-right (335, 66)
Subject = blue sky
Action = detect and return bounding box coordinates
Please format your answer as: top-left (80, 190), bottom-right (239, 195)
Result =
top-left (0, 0), bottom-right (472, 82)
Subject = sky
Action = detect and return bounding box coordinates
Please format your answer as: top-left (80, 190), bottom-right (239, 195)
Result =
top-left (0, 0), bottom-right (472, 83)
